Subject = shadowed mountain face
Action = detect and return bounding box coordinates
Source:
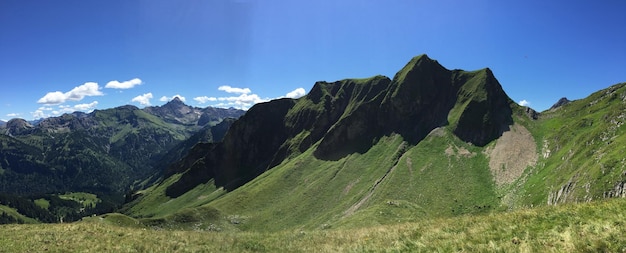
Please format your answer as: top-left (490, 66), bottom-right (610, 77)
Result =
top-left (124, 55), bottom-right (626, 232)
top-left (165, 55), bottom-right (514, 195)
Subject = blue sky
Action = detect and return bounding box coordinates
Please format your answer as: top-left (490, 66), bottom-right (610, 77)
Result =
top-left (1, 0), bottom-right (625, 121)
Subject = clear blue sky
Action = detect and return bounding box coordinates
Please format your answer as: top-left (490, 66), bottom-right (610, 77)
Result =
top-left (1, 0), bottom-right (625, 120)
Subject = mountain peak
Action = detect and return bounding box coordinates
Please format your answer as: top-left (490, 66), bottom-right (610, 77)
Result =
top-left (167, 97), bottom-right (185, 105)
top-left (392, 54), bottom-right (446, 84)
top-left (161, 97), bottom-right (187, 111)
top-left (408, 54), bottom-right (440, 68)
top-left (549, 97), bottom-right (570, 110)
top-left (4, 118), bottom-right (33, 135)
top-left (411, 53), bottom-right (432, 62)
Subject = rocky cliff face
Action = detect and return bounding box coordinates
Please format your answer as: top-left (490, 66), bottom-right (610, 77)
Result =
top-left (549, 97), bottom-right (571, 110)
top-left (165, 54), bottom-right (515, 195)
top-left (167, 99), bottom-right (296, 195)
top-left (4, 118), bottom-right (34, 136)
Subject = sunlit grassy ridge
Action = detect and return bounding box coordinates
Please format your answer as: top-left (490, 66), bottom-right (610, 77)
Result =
top-left (520, 82), bottom-right (626, 206)
top-left (125, 128), bottom-right (501, 232)
top-left (2, 198), bottom-right (625, 252)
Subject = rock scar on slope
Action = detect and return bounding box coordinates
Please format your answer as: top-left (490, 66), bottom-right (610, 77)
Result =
top-left (485, 123), bottom-right (538, 186)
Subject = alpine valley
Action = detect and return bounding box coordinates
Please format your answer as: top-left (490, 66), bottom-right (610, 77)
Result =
top-left (0, 98), bottom-right (244, 222)
top-left (2, 55), bottom-right (626, 251)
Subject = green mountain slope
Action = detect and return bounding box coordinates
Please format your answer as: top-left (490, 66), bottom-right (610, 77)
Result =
top-left (123, 55), bottom-right (511, 229)
top-left (519, 83), bottom-right (626, 205)
top-left (0, 101), bottom-right (243, 222)
top-left (126, 54), bottom-right (626, 232)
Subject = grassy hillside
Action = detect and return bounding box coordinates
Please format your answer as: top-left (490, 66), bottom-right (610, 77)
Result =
top-left (205, 129), bottom-right (502, 231)
top-left (2, 197), bottom-right (625, 252)
top-left (125, 55), bottom-right (526, 230)
top-left (0, 204), bottom-right (39, 224)
top-left (126, 128), bottom-right (501, 231)
top-left (518, 82), bottom-right (626, 206)
top-left (124, 55), bottom-right (626, 233)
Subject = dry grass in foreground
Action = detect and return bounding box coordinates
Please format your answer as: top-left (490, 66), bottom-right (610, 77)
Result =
top-left (1, 198), bottom-right (625, 252)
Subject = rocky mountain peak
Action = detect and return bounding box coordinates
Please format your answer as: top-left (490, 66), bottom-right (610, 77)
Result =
top-left (165, 97), bottom-right (185, 107)
top-left (4, 118), bottom-right (33, 136)
top-left (142, 98), bottom-right (245, 126)
top-left (549, 97), bottom-right (571, 110)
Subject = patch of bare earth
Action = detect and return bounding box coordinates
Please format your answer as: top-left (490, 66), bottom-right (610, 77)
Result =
top-left (444, 145), bottom-right (476, 158)
top-left (485, 123), bottom-right (538, 186)
top-left (342, 179), bottom-right (359, 196)
top-left (427, 127), bottom-right (446, 137)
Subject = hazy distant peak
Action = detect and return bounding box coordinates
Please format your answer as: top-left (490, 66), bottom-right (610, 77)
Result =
top-left (549, 97), bottom-right (570, 110)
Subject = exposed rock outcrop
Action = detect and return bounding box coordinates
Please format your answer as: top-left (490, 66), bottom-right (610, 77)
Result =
top-left (549, 97), bottom-right (571, 110)
top-left (4, 118), bottom-right (34, 136)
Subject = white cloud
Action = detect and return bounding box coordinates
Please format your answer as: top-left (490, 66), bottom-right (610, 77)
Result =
top-left (30, 102), bottom-right (99, 119)
top-left (194, 86), bottom-right (309, 110)
top-left (194, 93), bottom-right (267, 110)
top-left (213, 94), bottom-right (268, 110)
top-left (132, 93), bottom-right (153, 106)
top-left (32, 110), bottom-right (45, 119)
top-left (57, 105), bottom-right (71, 113)
top-left (31, 106), bottom-right (53, 119)
top-left (66, 82), bottom-right (102, 100)
top-left (37, 91), bottom-right (66, 105)
top-left (159, 94), bottom-right (186, 102)
top-left (105, 78), bottom-right (143, 89)
top-left (218, 85), bottom-right (251, 94)
top-left (218, 94), bottom-right (266, 103)
top-left (518, 100), bottom-right (530, 107)
top-left (285, 88), bottom-right (306, 99)
top-left (193, 96), bottom-right (218, 104)
top-left (74, 101), bottom-right (99, 111)
top-left (6, 113), bottom-right (20, 117)
top-left (37, 82), bottom-right (103, 105)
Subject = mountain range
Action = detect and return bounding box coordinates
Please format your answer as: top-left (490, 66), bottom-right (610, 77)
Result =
top-left (2, 54), bottom-right (625, 231)
top-left (120, 54), bottom-right (626, 231)
top-left (0, 99), bottom-right (244, 221)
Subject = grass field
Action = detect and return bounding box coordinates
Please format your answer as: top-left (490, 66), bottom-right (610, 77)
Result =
top-left (59, 192), bottom-right (101, 208)
top-left (1, 197), bottom-right (624, 252)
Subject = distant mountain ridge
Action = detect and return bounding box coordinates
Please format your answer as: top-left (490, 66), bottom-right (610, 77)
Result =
top-left (0, 101), bottom-right (244, 209)
top-left (143, 97), bottom-right (242, 126)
